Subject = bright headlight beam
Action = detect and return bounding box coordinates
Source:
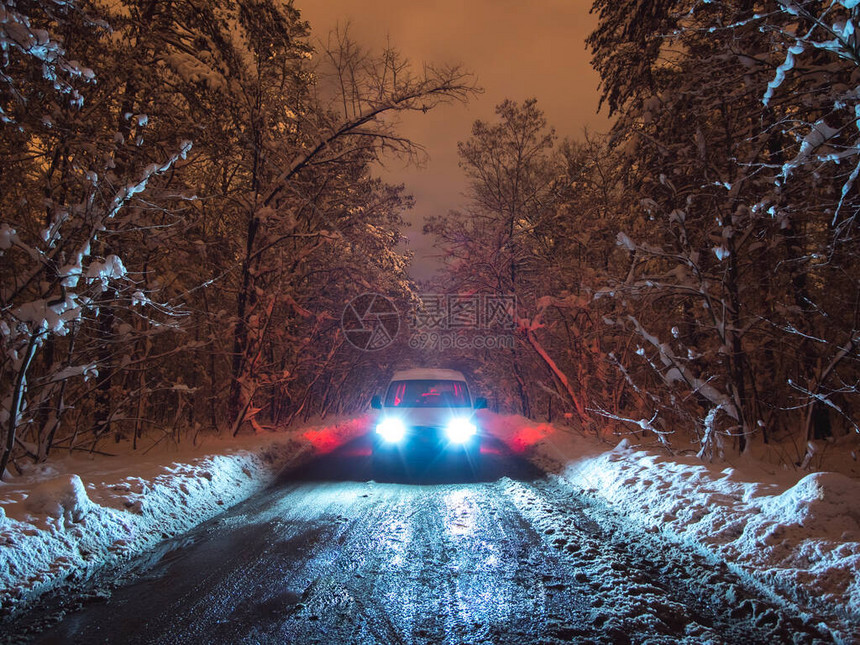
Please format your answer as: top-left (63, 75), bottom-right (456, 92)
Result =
top-left (445, 418), bottom-right (477, 444)
top-left (376, 417), bottom-right (406, 443)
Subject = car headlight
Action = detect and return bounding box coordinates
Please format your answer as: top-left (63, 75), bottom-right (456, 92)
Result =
top-left (376, 417), bottom-right (406, 443)
top-left (445, 418), bottom-right (477, 444)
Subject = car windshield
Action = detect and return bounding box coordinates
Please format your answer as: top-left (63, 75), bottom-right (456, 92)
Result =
top-left (384, 379), bottom-right (471, 408)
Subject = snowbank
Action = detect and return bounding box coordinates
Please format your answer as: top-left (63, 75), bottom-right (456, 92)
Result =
top-left (479, 411), bottom-right (860, 625)
top-left (0, 415), bottom-right (370, 617)
top-left (569, 442), bottom-right (860, 620)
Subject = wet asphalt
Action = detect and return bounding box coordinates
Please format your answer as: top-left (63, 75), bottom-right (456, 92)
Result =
top-left (4, 434), bottom-right (844, 644)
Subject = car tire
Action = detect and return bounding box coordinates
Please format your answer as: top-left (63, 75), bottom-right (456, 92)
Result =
top-left (371, 449), bottom-right (398, 479)
top-left (463, 440), bottom-right (481, 473)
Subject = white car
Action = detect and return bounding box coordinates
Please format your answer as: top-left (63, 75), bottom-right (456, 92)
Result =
top-left (370, 368), bottom-right (487, 463)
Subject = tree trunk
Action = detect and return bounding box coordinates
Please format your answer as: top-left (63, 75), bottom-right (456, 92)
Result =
top-left (725, 241), bottom-right (750, 452)
top-left (525, 329), bottom-right (590, 425)
top-left (1, 334), bottom-right (38, 480)
top-left (511, 355), bottom-right (531, 418)
top-left (95, 288), bottom-right (116, 438)
top-left (228, 216), bottom-right (260, 424)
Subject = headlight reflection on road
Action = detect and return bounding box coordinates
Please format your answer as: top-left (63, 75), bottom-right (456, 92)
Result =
top-left (372, 489), bottom-right (518, 636)
top-left (442, 489), bottom-right (513, 631)
top-left (444, 489), bottom-right (478, 537)
top-left (381, 517), bottom-right (409, 567)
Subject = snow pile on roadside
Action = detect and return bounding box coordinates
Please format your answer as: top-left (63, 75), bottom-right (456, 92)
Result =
top-left (480, 411), bottom-right (860, 623)
top-left (566, 441), bottom-right (860, 620)
top-left (0, 415), bottom-right (371, 618)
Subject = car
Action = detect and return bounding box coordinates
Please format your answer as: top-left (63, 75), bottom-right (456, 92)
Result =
top-left (370, 368), bottom-right (487, 469)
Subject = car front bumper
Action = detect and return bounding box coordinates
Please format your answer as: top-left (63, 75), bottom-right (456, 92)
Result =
top-left (373, 425), bottom-right (480, 455)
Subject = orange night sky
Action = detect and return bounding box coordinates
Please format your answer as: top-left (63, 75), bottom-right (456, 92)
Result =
top-left (299, 1), bottom-right (613, 279)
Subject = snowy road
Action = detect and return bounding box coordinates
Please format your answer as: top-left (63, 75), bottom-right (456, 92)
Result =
top-left (10, 436), bottom-right (834, 644)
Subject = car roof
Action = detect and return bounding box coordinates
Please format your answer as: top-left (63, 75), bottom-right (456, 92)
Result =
top-left (389, 368), bottom-right (467, 381)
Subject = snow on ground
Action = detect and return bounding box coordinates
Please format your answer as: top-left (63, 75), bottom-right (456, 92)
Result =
top-left (3, 408), bottom-right (858, 635)
top-left (0, 415), bottom-right (370, 618)
top-left (479, 410), bottom-right (860, 630)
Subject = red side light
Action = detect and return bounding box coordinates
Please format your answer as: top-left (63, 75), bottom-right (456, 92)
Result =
top-left (303, 427), bottom-right (342, 454)
top-left (510, 423), bottom-right (554, 453)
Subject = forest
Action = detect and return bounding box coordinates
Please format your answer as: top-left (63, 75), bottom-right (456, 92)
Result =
top-left (1, 0), bottom-right (858, 479)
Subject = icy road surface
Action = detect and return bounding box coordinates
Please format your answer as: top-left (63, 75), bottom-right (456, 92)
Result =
top-left (11, 436), bottom-right (834, 644)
